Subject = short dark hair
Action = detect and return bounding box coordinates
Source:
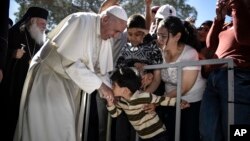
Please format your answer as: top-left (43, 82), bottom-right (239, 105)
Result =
top-left (200, 20), bottom-right (213, 28)
top-left (127, 14), bottom-right (146, 30)
top-left (110, 67), bottom-right (141, 94)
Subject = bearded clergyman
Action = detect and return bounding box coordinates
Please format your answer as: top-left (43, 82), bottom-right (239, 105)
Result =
top-left (2, 6), bottom-right (48, 140)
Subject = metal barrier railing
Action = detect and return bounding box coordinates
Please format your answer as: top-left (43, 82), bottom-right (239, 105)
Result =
top-left (83, 58), bottom-right (234, 141)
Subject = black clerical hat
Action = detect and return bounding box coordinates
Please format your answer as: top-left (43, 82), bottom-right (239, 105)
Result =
top-left (23, 7), bottom-right (48, 20)
top-left (10, 7), bottom-right (48, 31)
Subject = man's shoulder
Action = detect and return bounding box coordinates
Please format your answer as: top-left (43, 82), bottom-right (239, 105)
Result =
top-left (64, 12), bottom-right (98, 26)
top-left (71, 12), bottom-right (98, 18)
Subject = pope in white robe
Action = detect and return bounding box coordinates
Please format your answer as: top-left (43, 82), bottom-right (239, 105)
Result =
top-left (13, 6), bottom-right (127, 141)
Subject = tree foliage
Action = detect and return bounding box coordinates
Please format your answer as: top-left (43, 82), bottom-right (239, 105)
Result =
top-left (14, 0), bottom-right (197, 30)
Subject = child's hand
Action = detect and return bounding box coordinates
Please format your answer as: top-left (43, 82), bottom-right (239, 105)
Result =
top-left (141, 73), bottom-right (153, 90)
top-left (180, 100), bottom-right (190, 109)
top-left (106, 96), bottom-right (114, 107)
top-left (143, 103), bottom-right (156, 113)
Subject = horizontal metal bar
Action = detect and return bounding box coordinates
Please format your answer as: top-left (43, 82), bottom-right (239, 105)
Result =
top-left (144, 59), bottom-right (234, 69)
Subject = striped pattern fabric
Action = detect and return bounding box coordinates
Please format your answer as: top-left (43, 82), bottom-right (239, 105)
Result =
top-left (107, 90), bottom-right (176, 139)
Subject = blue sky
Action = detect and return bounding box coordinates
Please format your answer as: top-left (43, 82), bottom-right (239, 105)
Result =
top-left (9, 0), bottom-right (228, 27)
top-left (9, 0), bottom-right (19, 23)
top-left (186, 0), bottom-right (216, 26)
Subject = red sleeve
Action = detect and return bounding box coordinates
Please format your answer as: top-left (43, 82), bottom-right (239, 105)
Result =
top-left (206, 18), bottom-right (224, 52)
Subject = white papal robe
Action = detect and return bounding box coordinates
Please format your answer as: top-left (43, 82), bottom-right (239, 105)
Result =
top-left (14, 12), bottom-right (114, 141)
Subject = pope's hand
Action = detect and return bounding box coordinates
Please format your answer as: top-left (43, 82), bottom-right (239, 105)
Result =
top-left (98, 83), bottom-right (114, 101)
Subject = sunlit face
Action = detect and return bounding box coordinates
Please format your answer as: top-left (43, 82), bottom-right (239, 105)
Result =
top-left (29, 18), bottom-right (47, 45)
top-left (127, 28), bottom-right (145, 46)
top-left (32, 17), bottom-right (47, 32)
top-left (156, 25), bottom-right (169, 48)
top-left (112, 82), bottom-right (126, 97)
top-left (100, 15), bottom-right (127, 40)
top-left (197, 25), bottom-right (210, 42)
top-left (156, 24), bottom-right (179, 50)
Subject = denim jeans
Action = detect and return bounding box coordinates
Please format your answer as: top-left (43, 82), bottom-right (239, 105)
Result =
top-left (200, 68), bottom-right (250, 141)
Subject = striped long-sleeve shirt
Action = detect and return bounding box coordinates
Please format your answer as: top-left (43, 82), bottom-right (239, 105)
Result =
top-left (107, 90), bottom-right (176, 139)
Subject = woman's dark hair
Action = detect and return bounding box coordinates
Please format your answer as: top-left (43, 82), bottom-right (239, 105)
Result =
top-left (200, 20), bottom-right (213, 28)
top-left (158, 16), bottom-right (199, 50)
top-left (110, 67), bottom-right (141, 94)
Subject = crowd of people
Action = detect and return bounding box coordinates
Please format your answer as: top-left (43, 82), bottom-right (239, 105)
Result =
top-left (1, 0), bottom-right (249, 141)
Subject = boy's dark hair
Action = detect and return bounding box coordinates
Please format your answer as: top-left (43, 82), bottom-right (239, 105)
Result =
top-left (127, 14), bottom-right (146, 30)
top-left (110, 67), bottom-right (141, 94)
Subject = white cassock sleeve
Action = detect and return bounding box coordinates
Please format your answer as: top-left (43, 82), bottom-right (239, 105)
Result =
top-left (48, 13), bottom-right (106, 94)
top-left (64, 59), bottom-right (102, 94)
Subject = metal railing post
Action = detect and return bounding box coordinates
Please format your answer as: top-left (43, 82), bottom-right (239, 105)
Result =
top-left (83, 94), bottom-right (92, 141)
top-left (106, 114), bottom-right (112, 141)
top-left (175, 66), bottom-right (182, 141)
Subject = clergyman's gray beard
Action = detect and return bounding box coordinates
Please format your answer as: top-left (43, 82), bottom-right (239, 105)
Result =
top-left (29, 23), bottom-right (46, 45)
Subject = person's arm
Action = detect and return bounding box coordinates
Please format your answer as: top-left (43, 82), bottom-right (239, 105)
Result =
top-left (99, 0), bottom-right (119, 13)
top-left (206, 0), bottom-right (227, 52)
top-left (106, 102), bottom-right (122, 118)
top-left (165, 48), bottom-right (200, 98)
top-left (48, 14), bottom-right (113, 96)
top-left (230, 0), bottom-right (250, 45)
top-left (144, 69), bottom-right (161, 93)
top-left (165, 70), bottom-right (199, 98)
top-left (150, 93), bottom-right (176, 106)
top-left (144, 0), bottom-right (152, 30)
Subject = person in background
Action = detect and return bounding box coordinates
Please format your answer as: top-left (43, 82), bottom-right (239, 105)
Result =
top-left (196, 20), bottom-right (213, 78)
top-left (0, 0), bottom-right (10, 140)
top-left (197, 20), bottom-right (213, 57)
top-left (185, 16), bottom-right (196, 26)
top-left (1, 6), bottom-right (48, 140)
top-left (148, 5), bottom-right (160, 34)
top-left (144, 0), bottom-right (177, 44)
top-left (116, 13), bottom-right (162, 92)
top-left (13, 5), bottom-right (127, 141)
top-left (106, 67), bottom-right (189, 141)
top-left (158, 16), bottom-right (206, 141)
top-left (200, 0), bottom-right (250, 141)
top-left (152, 4), bottom-right (177, 39)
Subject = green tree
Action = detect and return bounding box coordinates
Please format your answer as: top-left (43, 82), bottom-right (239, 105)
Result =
top-left (15, 0), bottom-right (105, 30)
top-left (120, 0), bottom-right (197, 21)
top-left (14, 0), bottom-right (197, 30)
